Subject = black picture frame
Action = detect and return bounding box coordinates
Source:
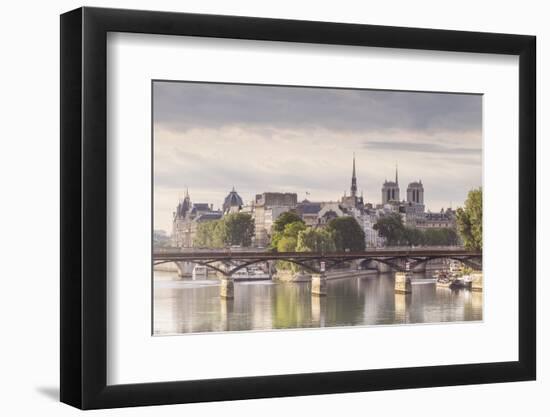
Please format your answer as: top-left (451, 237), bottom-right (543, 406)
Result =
top-left (60, 6), bottom-right (536, 410)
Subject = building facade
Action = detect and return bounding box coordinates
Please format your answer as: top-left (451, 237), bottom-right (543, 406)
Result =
top-left (253, 192), bottom-right (298, 247)
top-left (172, 189), bottom-right (223, 247)
top-left (415, 208), bottom-right (456, 229)
top-left (381, 166), bottom-right (400, 204)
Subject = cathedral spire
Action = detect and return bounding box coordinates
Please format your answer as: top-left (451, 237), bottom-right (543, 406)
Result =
top-left (351, 153), bottom-right (357, 197)
top-left (395, 163), bottom-right (398, 185)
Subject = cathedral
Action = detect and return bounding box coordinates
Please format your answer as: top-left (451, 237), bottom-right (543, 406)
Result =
top-left (381, 166), bottom-right (400, 204)
top-left (340, 154), bottom-right (364, 210)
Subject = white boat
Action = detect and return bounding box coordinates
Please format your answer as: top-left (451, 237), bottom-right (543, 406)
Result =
top-left (448, 260), bottom-right (463, 276)
top-left (192, 265), bottom-right (208, 280)
top-left (232, 266), bottom-right (271, 281)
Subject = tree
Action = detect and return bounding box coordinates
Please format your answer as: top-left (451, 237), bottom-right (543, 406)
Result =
top-left (373, 213), bottom-right (405, 246)
top-left (327, 217), bottom-right (365, 251)
top-left (193, 220), bottom-right (225, 248)
top-left (274, 221), bottom-right (307, 270)
top-left (272, 211), bottom-right (304, 233)
top-left (423, 228), bottom-right (459, 246)
top-left (193, 213), bottom-right (255, 248)
top-left (271, 218), bottom-right (306, 251)
top-left (403, 227), bottom-right (425, 247)
top-left (277, 235), bottom-right (299, 253)
top-left (223, 212), bottom-right (255, 247)
top-left (456, 188), bottom-right (482, 250)
top-left (296, 228), bottom-right (336, 253)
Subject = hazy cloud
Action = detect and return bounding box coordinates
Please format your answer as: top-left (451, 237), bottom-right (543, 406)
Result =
top-left (153, 81), bottom-right (482, 133)
top-left (364, 140), bottom-right (481, 155)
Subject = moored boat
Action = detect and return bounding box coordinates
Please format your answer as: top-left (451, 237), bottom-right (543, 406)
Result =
top-left (232, 266), bottom-right (271, 281)
top-left (192, 265), bottom-right (208, 280)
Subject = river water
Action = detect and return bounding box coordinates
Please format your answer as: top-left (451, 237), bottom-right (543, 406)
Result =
top-left (153, 271), bottom-right (482, 335)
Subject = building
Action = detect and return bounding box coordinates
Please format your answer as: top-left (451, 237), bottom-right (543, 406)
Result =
top-left (359, 209), bottom-right (386, 247)
top-left (295, 200), bottom-right (323, 226)
top-left (404, 181), bottom-right (425, 226)
top-left (381, 166), bottom-right (400, 204)
top-left (222, 187), bottom-right (244, 214)
top-left (407, 181), bottom-right (424, 205)
top-left (172, 189), bottom-right (223, 247)
top-left (415, 208), bottom-right (456, 230)
top-left (317, 202), bottom-right (347, 225)
top-left (253, 192), bottom-right (298, 247)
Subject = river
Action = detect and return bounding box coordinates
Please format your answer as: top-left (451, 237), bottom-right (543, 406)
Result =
top-left (153, 271), bottom-right (482, 335)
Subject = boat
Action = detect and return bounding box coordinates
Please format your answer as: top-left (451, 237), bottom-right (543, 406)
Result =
top-left (232, 269), bottom-right (249, 281)
top-left (232, 266), bottom-right (271, 282)
top-left (192, 265), bottom-right (208, 280)
top-left (450, 275), bottom-right (473, 289)
top-left (433, 268), bottom-right (472, 290)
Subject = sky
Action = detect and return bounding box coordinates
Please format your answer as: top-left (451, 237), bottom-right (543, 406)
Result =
top-left (153, 81), bottom-right (482, 234)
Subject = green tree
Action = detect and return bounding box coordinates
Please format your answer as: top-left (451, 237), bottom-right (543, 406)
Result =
top-left (277, 235), bottom-right (299, 253)
top-left (423, 228), bottom-right (447, 246)
top-left (273, 211), bottom-right (304, 233)
top-left (193, 220), bottom-right (225, 248)
top-left (373, 213), bottom-right (405, 246)
top-left (274, 221), bottom-right (307, 270)
top-left (223, 212), bottom-right (255, 247)
top-left (271, 220), bottom-right (306, 251)
top-left (193, 213), bottom-right (254, 248)
top-left (296, 228), bottom-right (336, 253)
top-left (403, 227), bottom-right (425, 246)
top-left (275, 221), bottom-right (306, 251)
top-left (327, 217), bottom-right (365, 251)
top-left (456, 188), bottom-right (482, 250)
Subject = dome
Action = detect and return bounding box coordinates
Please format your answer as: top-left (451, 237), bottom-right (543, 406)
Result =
top-left (223, 187), bottom-right (244, 212)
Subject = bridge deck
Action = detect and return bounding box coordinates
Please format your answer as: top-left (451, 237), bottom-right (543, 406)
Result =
top-left (153, 249), bottom-right (481, 262)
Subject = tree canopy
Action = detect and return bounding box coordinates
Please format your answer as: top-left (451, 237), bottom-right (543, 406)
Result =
top-left (272, 211), bottom-right (304, 233)
top-left (327, 217), bottom-right (365, 251)
top-left (223, 212), bottom-right (255, 247)
top-left (373, 213), bottom-right (404, 246)
top-left (456, 187), bottom-right (482, 250)
top-left (274, 221), bottom-right (306, 252)
top-left (373, 212), bottom-right (460, 247)
top-left (193, 213), bottom-right (255, 248)
top-left (296, 228), bottom-right (336, 253)
top-left (271, 214), bottom-right (306, 251)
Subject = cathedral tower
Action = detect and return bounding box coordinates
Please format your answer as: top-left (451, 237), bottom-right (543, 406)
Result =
top-left (381, 164), bottom-right (400, 204)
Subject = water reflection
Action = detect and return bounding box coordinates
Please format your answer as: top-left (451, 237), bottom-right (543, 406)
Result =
top-left (153, 271), bottom-right (482, 335)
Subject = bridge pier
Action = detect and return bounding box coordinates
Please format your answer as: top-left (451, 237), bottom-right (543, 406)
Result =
top-left (394, 272), bottom-right (412, 294)
top-left (311, 294), bottom-right (326, 326)
top-left (220, 277), bottom-right (234, 299)
top-left (311, 273), bottom-right (327, 296)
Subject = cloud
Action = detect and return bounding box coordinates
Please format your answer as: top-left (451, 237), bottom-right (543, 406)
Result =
top-left (153, 81), bottom-right (482, 134)
top-left (364, 139), bottom-right (481, 155)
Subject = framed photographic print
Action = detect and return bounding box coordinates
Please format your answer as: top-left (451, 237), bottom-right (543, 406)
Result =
top-left (60, 6), bottom-right (536, 409)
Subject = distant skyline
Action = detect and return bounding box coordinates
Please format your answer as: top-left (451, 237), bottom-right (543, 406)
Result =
top-left (153, 81), bottom-right (482, 233)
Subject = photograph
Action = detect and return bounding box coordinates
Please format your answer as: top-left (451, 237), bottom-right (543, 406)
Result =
top-left (152, 81), bottom-right (483, 335)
